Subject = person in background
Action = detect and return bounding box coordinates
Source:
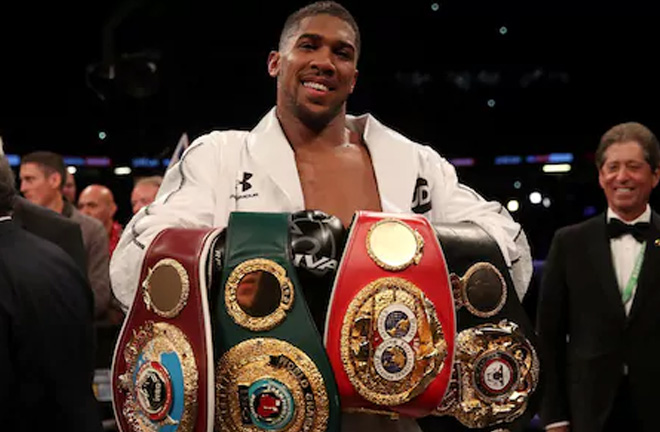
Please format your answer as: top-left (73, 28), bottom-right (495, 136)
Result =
top-left (63, 170), bottom-right (77, 204)
top-left (131, 175), bottom-right (162, 214)
top-left (538, 122), bottom-right (660, 432)
top-left (0, 149), bottom-right (103, 432)
top-left (19, 151), bottom-right (111, 319)
top-left (78, 184), bottom-right (123, 256)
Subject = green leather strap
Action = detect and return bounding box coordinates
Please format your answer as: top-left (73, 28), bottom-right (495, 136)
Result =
top-left (214, 212), bottom-right (340, 431)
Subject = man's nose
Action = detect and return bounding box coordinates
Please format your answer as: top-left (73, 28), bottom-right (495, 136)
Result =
top-left (310, 48), bottom-right (336, 75)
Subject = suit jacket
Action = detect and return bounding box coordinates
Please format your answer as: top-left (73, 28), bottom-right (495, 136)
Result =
top-left (62, 200), bottom-right (111, 319)
top-left (0, 220), bottom-right (103, 432)
top-left (537, 212), bottom-right (660, 432)
top-left (12, 196), bottom-right (87, 274)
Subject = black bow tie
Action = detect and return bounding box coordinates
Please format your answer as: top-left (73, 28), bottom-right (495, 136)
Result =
top-left (607, 218), bottom-right (651, 242)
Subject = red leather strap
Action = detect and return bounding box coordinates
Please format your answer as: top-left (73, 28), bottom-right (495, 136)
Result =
top-left (112, 228), bottom-right (217, 432)
top-left (325, 211), bottom-right (456, 418)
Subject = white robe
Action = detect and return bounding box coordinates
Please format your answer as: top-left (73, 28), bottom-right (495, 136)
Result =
top-left (110, 108), bottom-right (532, 432)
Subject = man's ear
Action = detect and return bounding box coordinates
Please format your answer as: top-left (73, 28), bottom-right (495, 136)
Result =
top-left (349, 69), bottom-right (359, 94)
top-left (267, 51), bottom-right (281, 78)
top-left (47, 171), bottom-right (62, 191)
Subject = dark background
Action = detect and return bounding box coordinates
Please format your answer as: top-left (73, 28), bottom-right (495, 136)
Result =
top-left (1, 0), bottom-right (659, 260)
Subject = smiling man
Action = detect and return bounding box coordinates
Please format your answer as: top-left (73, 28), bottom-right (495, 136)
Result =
top-left (111, 3), bottom-right (532, 430)
top-left (538, 122), bottom-right (660, 432)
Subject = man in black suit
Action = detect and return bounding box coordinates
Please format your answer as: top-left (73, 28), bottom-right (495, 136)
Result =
top-left (0, 149), bottom-right (102, 430)
top-left (538, 122), bottom-right (660, 432)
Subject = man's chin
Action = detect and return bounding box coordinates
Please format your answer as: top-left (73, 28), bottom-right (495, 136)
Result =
top-left (296, 103), bottom-right (342, 131)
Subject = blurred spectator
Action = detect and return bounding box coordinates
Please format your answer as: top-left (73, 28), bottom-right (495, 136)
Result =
top-left (63, 170), bottom-right (77, 204)
top-left (0, 149), bottom-right (103, 432)
top-left (131, 175), bottom-right (162, 214)
top-left (78, 184), bottom-right (122, 256)
top-left (19, 151), bottom-right (111, 319)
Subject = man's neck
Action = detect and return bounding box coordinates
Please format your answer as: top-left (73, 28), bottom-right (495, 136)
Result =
top-left (105, 220), bottom-right (114, 236)
top-left (45, 194), bottom-right (65, 214)
top-left (609, 205), bottom-right (649, 223)
top-left (277, 107), bottom-right (348, 151)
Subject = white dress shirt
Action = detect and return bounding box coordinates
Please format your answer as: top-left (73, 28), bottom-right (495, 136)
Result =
top-left (607, 205), bottom-right (651, 315)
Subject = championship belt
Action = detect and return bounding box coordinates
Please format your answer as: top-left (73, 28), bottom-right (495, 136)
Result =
top-left (214, 212), bottom-right (340, 432)
top-left (111, 228), bottom-right (220, 432)
top-left (433, 320), bottom-right (540, 429)
top-left (324, 211), bottom-right (456, 418)
top-left (415, 223), bottom-right (541, 432)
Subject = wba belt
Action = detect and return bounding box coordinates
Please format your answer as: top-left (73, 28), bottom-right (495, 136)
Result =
top-left (214, 212), bottom-right (340, 432)
top-left (324, 211), bottom-right (456, 418)
top-left (112, 228), bottom-right (219, 432)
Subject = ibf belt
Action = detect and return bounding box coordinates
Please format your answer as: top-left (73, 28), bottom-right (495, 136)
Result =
top-left (434, 320), bottom-right (540, 428)
top-left (325, 211), bottom-right (456, 418)
top-left (214, 212), bottom-right (340, 432)
top-left (112, 228), bottom-right (220, 432)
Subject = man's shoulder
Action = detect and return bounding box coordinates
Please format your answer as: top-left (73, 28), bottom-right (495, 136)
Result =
top-left (555, 214), bottom-right (604, 240)
top-left (13, 196), bottom-right (78, 230)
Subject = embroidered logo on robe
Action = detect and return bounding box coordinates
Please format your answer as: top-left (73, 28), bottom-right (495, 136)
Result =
top-left (411, 178), bottom-right (432, 214)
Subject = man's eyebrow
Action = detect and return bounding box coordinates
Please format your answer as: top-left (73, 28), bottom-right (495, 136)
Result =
top-left (296, 33), bottom-right (356, 51)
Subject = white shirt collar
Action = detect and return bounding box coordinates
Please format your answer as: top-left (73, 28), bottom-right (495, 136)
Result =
top-left (606, 205), bottom-right (651, 224)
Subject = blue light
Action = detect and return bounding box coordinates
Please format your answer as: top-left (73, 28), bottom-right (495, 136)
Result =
top-left (449, 157), bottom-right (475, 167)
top-left (548, 152), bottom-right (574, 163)
top-left (132, 157), bottom-right (160, 168)
top-left (494, 155), bottom-right (522, 165)
top-left (6, 154), bottom-right (20, 167)
top-left (63, 156), bottom-right (85, 166)
top-left (431, 2), bottom-right (440, 11)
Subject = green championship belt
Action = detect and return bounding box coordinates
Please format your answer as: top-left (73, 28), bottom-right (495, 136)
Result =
top-left (214, 212), bottom-right (340, 432)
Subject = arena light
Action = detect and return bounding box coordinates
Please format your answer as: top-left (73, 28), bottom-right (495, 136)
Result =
top-left (542, 163), bottom-right (571, 173)
top-left (114, 166), bottom-right (132, 176)
top-left (507, 199), bottom-right (520, 212)
top-left (529, 192), bottom-right (542, 205)
top-left (542, 197), bottom-right (552, 208)
top-left (67, 166), bottom-right (77, 174)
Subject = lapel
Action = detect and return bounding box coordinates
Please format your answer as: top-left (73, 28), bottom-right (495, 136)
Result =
top-left (247, 108), bottom-right (305, 211)
top-left (587, 214), bottom-right (627, 322)
top-left (247, 108), bottom-right (419, 214)
top-left (628, 211), bottom-right (660, 323)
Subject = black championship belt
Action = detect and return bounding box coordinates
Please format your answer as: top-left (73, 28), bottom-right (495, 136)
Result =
top-left (111, 228), bottom-right (221, 432)
top-left (213, 212), bottom-right (340, 432)
top-left (418, 223), bottom-right (541, 432)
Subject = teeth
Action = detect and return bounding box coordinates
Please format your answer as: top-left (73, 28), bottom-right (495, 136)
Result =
top-left (303, 81), bottom-right (329, 92)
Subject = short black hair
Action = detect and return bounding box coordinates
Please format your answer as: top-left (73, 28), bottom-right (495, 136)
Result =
top-left (0, 156), bottom-right (16, 216)
top-left (20, 151), bottom-right (67, 190)
top-left (279, 1), bottom-right (361, 58)
top-left (596, 122), bottom-right (660, 170)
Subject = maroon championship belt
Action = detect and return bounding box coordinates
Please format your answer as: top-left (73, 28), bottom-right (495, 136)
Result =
top-left (111, 228), bottom-right (221, 432)
top-left (324, 211), bottom-right (456, 418)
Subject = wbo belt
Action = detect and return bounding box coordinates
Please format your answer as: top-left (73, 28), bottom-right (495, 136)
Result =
top-left (112, 227), bottom-right (220, 432)
top-left (324, 211), bottom-right (456, 418)
top-left (214, 212), bottom-right (340, 432)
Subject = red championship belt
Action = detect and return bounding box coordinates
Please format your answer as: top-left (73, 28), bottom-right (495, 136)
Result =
top-left (324, 211), bottom-right (456, 418)
top-left (111, 228), bottom-right (220, 432)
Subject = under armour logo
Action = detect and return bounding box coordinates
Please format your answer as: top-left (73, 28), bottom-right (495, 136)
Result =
top-left (238, 172), bottom-right (253, 192)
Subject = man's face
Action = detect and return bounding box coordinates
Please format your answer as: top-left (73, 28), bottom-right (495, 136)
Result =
top-left (19, 162), bottom-right (60, 206)
top-left (131, 183), bottom-right (158, 214)
top-left (598, 141), bottom-right (660, 220)
top-left (268, 14), bottom-right (359, 127)
top-left (78, 186), bottom-right (116, 226)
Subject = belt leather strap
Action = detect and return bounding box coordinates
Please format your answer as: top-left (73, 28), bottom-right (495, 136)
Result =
top-left (325, 211), bottom-right (456, 418)
top-left (112, 228), bottom-right (218, 432)
top-left (214, 212), bottom-right (340, 432)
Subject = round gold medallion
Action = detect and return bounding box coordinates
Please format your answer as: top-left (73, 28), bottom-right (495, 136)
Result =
top-left (225, 259), bottom-right (294, 332)
top-left (341, 277), bottom-right (446, 406)
top-left (215, 338), bottom-right (329, 432)
top-left (366, 219), bottom-right (424, 271)
top-left (141, 258), bottom-right (190, 318)
top-left (118, 321), bottom-right (198, 432)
